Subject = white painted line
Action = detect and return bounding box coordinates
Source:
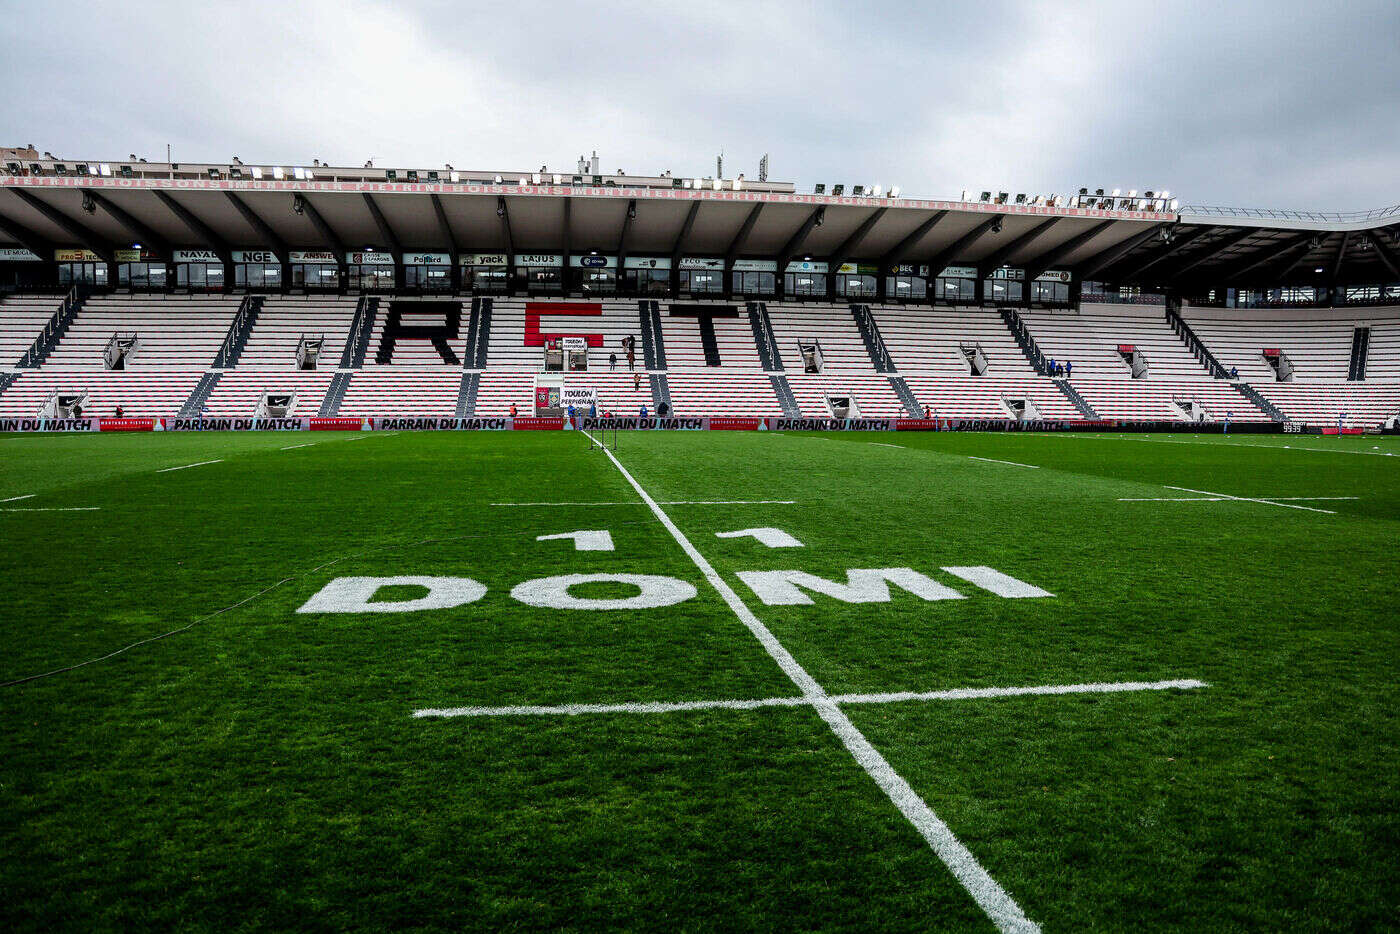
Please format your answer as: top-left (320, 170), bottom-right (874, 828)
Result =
top-left (1165, 485), bottom-right (1336, 514)
top-left (413, 678), bottom-right (1206, 719)
top-left (1266, 496), bottom-right (1359, 501)
top-left (2, 507), bottom-right (101, 512)
top-left (281, 442), bottom-right (317, 450)
top-left (1119, 495), bottom-right (1357, 503)
top-left (1, 494), bottom-right (36, 503)
top-left (490, 500), bottom-right (797, 507)
top-left (156, 459), bottom-right (223, 473)
top-left (575, 431), bottom-right (1040, 934)
top-left (1045, 433), bottom-right (1397, 458)
top-left (537, 529), bottom-right (615, 551)
top-left (871, 442), bottom-right (903, 448)
top-left (967, 455), bottom-right (1039, 469)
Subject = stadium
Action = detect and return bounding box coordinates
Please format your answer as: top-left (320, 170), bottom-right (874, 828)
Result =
top-left (3, 5), bottom-right (1399, 932)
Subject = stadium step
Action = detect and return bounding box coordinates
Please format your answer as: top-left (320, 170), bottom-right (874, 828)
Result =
top-left (1053, 378), bottom-right (1099, 418)
top-left (0, 371), bottom-right (18, 399)
top-left (1232, 381), bottom-right (1286, 422)
top-left (1348, 326), bottom-right (1370, 380)
top-left (319, 371), bottom-right (353, 416)
top-left (16, 285), bottom-right (86, 369)
top-left (887, 375), bottom-right (923, 417)
top-left (769, 373), bottom-right (801, 417)
top-left (999, 307), bottom-right (1049, 374)
top-left (178, 371), bottom-right (224, 417)
top-left (1165, 301), bottom-right (1230, 378)
top-left (455, 371), bottom-right (480, 417)
top-left (462, 297), bottom-right (493, 369)
top-left (342, 296), bottom-right (379, 368)
top-left (748, 302), bottom-right (784, 370)
top-left (850, 304), bottom-right (896, 373)
top-left (638, 300), bottom-right (668, 370)
top-left (211, 295), bottom-right (263, 369)
top-left (649, 372), bottom-right (673, 414)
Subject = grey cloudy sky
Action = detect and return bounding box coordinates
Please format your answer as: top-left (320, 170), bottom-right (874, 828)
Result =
top-left (3, 0), bottom-right (1397, 211)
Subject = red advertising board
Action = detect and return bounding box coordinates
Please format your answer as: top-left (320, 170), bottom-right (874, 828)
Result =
top-left (708, 417), bottom-right (763, 431)
top-left (98, 418), bottom-right (156, 432)
top-left (309, 417), bottom-right (366, 431)
top-left (510, 417), bottom-right (564, 430)
top-left (895, 419), bottom-right (940, 431)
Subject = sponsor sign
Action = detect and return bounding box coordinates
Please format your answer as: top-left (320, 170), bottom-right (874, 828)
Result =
top-left (709, 417), bottom-right (764, 431)
top-left (233, 249), bottom-right (279, 264)
top-left (163, 417), bottom-right (306, 431)
top-left (290, 251), bottom-right (338, 263)
top-left (732, 259), bottom-right (777, 272)
top-left (1262, 348), bottom-right (1281, 356)
top-left (535, 386), bottom-right (558, 409)
top-left (1035, 269), bottom-right (1071, 283)
top-left (785, 260), bottom-right (829, 274)
top-left (560, 336), bottom-right (588, 351)
top-left (936, 265), bottom-right (977, 279)
top-left (404, 252), bottom-right (451, 265)
top-left (516, 253), bottom-right (562, 266)
top-left (679, 257), bottom-right (723, 269)
top-left (174, 249), bottom-right (221, 263)
top-left (570, 255), bottom-right (616, 268)
top-left (768, 418), bottom-right (895, 431)
top-left (511, 417), bottom-right (565, 430)
top-left (373, 417), bottom-right (509, 430)
top-left (579, 417), bottom-right (707, 431)
top-left (0, 417), bottom-right (98, 432)
top-left (309, 417), bottom-right (370, 431)
top-left (1117, 344), bottom-right (1136, 353)
top-left (99, 417), bottom-right (156, 432)
top-left (835, 263), bottom-right (879, 276)
top-left (889, 264), bottom-right (930, 277)
top-left (56, 248), bottom-right (104, 262)
top-left (460, 253), bottom-right (507, 266)
top-left (114, 249), bottom-right (162, 263)
top-left (989, 267), bottom-right (1025, 280)
top-left (348, 251), bottom-right (394, 265)
top-left (561, 386), bottom-right (596, 407)
top-left (623, 256), bottom-right (672, 270)
top-left (0, 247), bottom-right (42, 262)
top-left (895, 419), bottom-right (941, 431)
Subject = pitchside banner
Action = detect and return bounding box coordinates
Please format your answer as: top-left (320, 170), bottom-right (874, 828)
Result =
top-left (579, 417), bottom-right (706, 431)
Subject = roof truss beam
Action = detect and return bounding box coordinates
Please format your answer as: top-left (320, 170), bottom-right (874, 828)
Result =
top-left (925, 216), bottom-right (1000, 277)
top-left (152, 190), bottom-right (231, 265)
top-left (362, 194), bottom-right (402, 255)
top-left (881, 211), bottom-right (947, 266)
top-left (1075, 222), bottom-right (1173, 281)
top-left (1102, 225), bottom-right (1206, 282)
top-left (429, 194), bottom-right (459, 256)
top-left (1164, 227), bottom-right (1259, 280)
top-left (8, 188), bottom-right (113, 265)
top-left (0, 205), bottom-right (54, 261)
top-left (224, 192), bottom-right (288, 264)
top-left (295, 195), bottom-right (347, 266)
top-left (670, 201), bottom-right (701, 260)
top-left (726, 203), bottom-right (764, 262)
top-left (829, 207), bottom-right (886, 271)
top-left (1022, 220), bottom-right (1116, 282)
top-left (774, 206), bottom-right (825, 271)
top-left (976, 218), bottom-right (1061, 278)
top-left (1367, 228), bottom-right (1400, 280)
top-left (83, 189), bottom-right (171, 260)
top-left (497, 196), bottom-right (515, 255)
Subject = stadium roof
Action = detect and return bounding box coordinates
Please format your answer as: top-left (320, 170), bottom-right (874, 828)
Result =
top-left (1, 159), bottom-right (1397, 289)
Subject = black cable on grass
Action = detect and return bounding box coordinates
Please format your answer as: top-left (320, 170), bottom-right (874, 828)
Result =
top-left (2, 518), bottom-right (665, 689)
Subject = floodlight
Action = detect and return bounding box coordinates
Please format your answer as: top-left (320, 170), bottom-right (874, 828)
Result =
top-left (450, 171), bottom-right (460, 182)
top-left (713, 178), bottom-right (721, 190)
top-left (1160, 190), bottom-right (1170, 199)
top-left (1014, 193), bottom-right (1026, 204)
top-left (272, 166), bottom-right (284, 179)
top-left (532, 173), bottom-right (541, 184)
top-left (1315, 267), bottom-right (1325, 273)
top-left (815, 183), bottom-right (826, 194)
top-left (832, 184), bottom-right (845, 195)
top-left (1111, 188), bottom-right (1121, 196)
top-left (1169, 199), bottom-right (1179, 209)
top-left (853, 185), bottom-right (865, 196)
top-left (890, 186), bottom-right (900, 198)
top-left (553, 174), bottom-right (562, 184)
top-left (872, 184), bottom-right (883, 197)
top-left (250, 166), bottom-right (262, 179)
top-left (293, 167), bottom-right (306, 180)
top-left (979, 191), bottom-right (991, 202)
top-left (99, 163), bottom-right (111, 176)
top-left (734, 178), bottom-right (742, 190)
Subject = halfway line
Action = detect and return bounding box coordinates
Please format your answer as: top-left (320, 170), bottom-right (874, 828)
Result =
top-left (156, 459), bottom-right (223, 473)
top-left (413, 679), bottom-right (1207, 719)
top-left (576, 430), bottom-right (1040, 934)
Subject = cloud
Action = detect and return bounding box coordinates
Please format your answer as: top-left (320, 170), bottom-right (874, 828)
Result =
top-left (1, 0), bottom-right (1395, 210)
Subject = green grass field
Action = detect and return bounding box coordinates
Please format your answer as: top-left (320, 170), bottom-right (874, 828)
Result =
top-left (3, 428), bottom-right (1398, 932)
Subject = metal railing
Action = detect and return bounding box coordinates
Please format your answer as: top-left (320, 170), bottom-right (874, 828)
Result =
top-left (18, 285), bottom-right (81, 368)
top-left (1180, 203), bottom-right (1400, 224)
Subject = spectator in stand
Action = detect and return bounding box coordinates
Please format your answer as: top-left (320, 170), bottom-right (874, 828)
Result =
top-left (566, 404), bottom-right (575, 422)
top-left (73, 403), bottom-right (83, 419)
top-left (1064, 361), bottom-right (1072, 379)
top-left (639, 403), bottom-right (648, 418)
top-left (1048, 357), bottom-right (1056, 376)
top-left (114, 405), bottom-right (124, 418)
top-left (509, 403), bottom-right (518, 418)
top-left (609, 352), bottom-right (617, 371)
top-left (589, 401), bottom-right (596, 418)
top-left (658, 401), bottom-right (670, 417)
top-left (1224, 411), bottom-right (1232, 434)
top-left (633, 372), bottom-right (641, 392)
top-left (1229, 366), bottom-right (1238, 379)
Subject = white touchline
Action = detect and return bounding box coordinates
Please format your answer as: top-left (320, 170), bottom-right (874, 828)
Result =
top-left (871, 442), bottom-right (903, 449)
top-left (967, 455), bottom-right (1039, 469)
top-left (1165, 485), bottom-right (1337, 514)
top-left (1119, 495), bottom-right (1357, 503)
top-left (412, 679), bottom-right (1207, 719)
top-left (577, 431), bottom-right (1041, 934)
top-left (156, 459), bottom-right (223, 473)
top-left (281, 442), bottom-right (317, 450)
top-left (0, 494), bottom-right (36, 503)
top-left (2, 507), bottom-right (101, 512)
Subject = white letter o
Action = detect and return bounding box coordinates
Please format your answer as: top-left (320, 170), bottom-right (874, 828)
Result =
top-left (510, 573), bottom-right (697, 610)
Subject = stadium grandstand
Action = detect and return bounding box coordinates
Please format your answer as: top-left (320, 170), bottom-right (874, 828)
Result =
top-left (1, 152), bottom-right (1397, 431)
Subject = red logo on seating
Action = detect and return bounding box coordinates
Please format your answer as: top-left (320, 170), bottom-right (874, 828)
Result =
top-left (524, 302), bottom-right (605, 347)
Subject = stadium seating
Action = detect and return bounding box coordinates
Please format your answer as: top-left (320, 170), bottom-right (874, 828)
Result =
top-left (0, 293), bottom-right (63, 365)
top-left (1, 290), bottom-right (1397, 424)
